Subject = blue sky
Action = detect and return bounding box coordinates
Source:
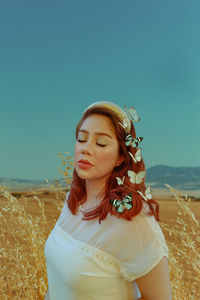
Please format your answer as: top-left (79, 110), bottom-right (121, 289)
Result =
top-left (0, 0), bottom-right (200, 180)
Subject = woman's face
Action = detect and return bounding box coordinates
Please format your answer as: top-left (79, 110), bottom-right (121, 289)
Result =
top-left (74, 114), bottom-right (123, 183)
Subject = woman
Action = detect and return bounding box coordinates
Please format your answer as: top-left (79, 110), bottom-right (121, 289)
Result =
top-left (44, 101), bottom-right (172, 300)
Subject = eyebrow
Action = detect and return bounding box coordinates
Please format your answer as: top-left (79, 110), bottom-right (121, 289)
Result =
top-left (78, 129), bottom-right (113, 139)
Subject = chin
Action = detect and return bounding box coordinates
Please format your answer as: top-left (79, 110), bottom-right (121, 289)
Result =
top-left (75, 169), bottom-right (91, 180)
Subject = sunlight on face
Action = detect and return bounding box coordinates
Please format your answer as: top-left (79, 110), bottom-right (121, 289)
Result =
top-left (74, 114), bottom-right (121, 183)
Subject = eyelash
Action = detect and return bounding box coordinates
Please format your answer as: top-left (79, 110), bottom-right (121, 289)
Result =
top-left (77, 139), bottom-right (106, 147)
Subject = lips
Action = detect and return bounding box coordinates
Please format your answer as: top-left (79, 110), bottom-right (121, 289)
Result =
top-left (78, 159), bottom-right (94, 170)
top-left (78, 159), bottom-right (93, 165)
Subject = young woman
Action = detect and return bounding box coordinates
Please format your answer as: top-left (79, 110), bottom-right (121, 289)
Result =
top-left (44, 101), bottom-right (172, 300)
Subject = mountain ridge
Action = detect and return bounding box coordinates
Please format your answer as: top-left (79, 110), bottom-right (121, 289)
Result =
top-left (0, 165), bottom-right (200, 192)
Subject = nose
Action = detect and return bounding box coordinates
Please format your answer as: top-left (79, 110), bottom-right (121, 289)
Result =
top-left (81, 140), bottom-right (94, 155)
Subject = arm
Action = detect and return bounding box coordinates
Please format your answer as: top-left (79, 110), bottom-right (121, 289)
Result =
top-left (135, 256), bottom-right (172, 300)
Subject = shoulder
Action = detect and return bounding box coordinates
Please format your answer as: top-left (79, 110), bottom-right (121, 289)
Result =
top-left (116, 213), bottom-right (169, 282)
top-left (118, 200), bottom-right (159, 234)
top-left (112, 211), bottom-right (168, 252)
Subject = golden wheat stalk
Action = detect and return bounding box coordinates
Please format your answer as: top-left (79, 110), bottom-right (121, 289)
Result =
top-left (0, 153), bottom-right (199, 299)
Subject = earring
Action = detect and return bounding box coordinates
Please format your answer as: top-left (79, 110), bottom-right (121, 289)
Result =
top-left (116, 161), bottom-right (120, 167)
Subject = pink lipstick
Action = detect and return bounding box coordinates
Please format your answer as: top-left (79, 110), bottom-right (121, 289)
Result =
top-left (78, 159), bottom-right (94, 170)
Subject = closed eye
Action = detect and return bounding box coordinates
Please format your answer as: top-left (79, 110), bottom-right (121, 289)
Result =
top-left (77, 139), bottom-right (106, 147)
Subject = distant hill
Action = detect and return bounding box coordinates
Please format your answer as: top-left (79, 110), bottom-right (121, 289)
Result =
top-left (0, 177), bottom-right (66, 192)
top-left (0, 165), bottom-right (200, 192)
top-left (146, 165), bottom-right (200, 190)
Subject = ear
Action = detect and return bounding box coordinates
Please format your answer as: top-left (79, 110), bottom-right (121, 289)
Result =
top-left (115, 155), bottom-right (124, 167)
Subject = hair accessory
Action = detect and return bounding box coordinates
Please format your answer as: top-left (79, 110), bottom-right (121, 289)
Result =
top-left (123, 105), bottom-right (140, 122)
top-left (118, 119), bottom-right (130, 132)
top-left (110, 193), bottom-right (133, 213)
top-left (128, 149), bottom-right (142, 163)
top-left (84, 101), bottom-right (132, 133)
top-left (116, 176), bottom-right (125, 185)
top-left (118, 105), bottom-right (140, 133)
top-left (125, 135), bottom-right (143, 148)
top-left (137, 186), bottom-right (152, 202)
top-left (127, 170), bottom-right (145, 184)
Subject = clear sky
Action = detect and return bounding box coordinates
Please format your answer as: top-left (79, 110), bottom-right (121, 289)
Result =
top-left (0, 0), bottom-right (200, 180)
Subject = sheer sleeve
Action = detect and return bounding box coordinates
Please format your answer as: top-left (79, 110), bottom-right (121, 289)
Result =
top-left (117, 213), bottom-right (169, 282)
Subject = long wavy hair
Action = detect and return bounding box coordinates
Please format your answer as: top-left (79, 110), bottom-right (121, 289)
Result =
top-left (67, 106), bottom-right (160, 224)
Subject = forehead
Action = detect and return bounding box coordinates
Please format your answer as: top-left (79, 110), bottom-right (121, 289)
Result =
top-left (80, 114), bottom-right (117, 136)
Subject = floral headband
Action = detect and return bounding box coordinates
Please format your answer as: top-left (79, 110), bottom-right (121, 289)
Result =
top-left (84, 101), bottom-right (134, 134)
top-left (84, 101), bottom-right (143, 150)
top-left (84, 101), bottom-right (151, 213)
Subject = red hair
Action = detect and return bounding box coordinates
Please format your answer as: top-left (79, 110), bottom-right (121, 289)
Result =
top-left (67, 106), bottom-right (160, 224)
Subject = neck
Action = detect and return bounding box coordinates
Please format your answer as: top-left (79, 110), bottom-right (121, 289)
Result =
top-left (84, 177), bottom-right (107, 205)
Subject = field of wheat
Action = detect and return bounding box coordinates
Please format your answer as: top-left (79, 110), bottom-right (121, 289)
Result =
top-left (0, 182), bottom-right (199, 300)
top-left (0, 153), bottom-right (199, 299)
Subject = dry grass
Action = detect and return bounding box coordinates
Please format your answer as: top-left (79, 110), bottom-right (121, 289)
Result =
top-left (0, 183), bottom-right (67, 300)
top-left (160, 184), bottom-right (200, 300)
top-left (0, 153), bottom-right (199, 299)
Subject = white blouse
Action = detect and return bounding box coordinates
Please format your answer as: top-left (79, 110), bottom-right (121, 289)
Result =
top-left (44, 193), bottom-right (169, 299)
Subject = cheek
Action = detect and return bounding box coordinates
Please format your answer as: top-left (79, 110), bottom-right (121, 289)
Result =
top-left (97, 148), bottom-right (118, 164)
top-left (74, 143), bottom-right (80, 160)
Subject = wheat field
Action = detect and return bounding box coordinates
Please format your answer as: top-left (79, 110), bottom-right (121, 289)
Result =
top-left (0, 153), bottom-right (199, 299)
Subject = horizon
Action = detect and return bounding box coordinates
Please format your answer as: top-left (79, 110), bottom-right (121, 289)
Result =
top-left (1, 164), bottom-right (200, 181)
